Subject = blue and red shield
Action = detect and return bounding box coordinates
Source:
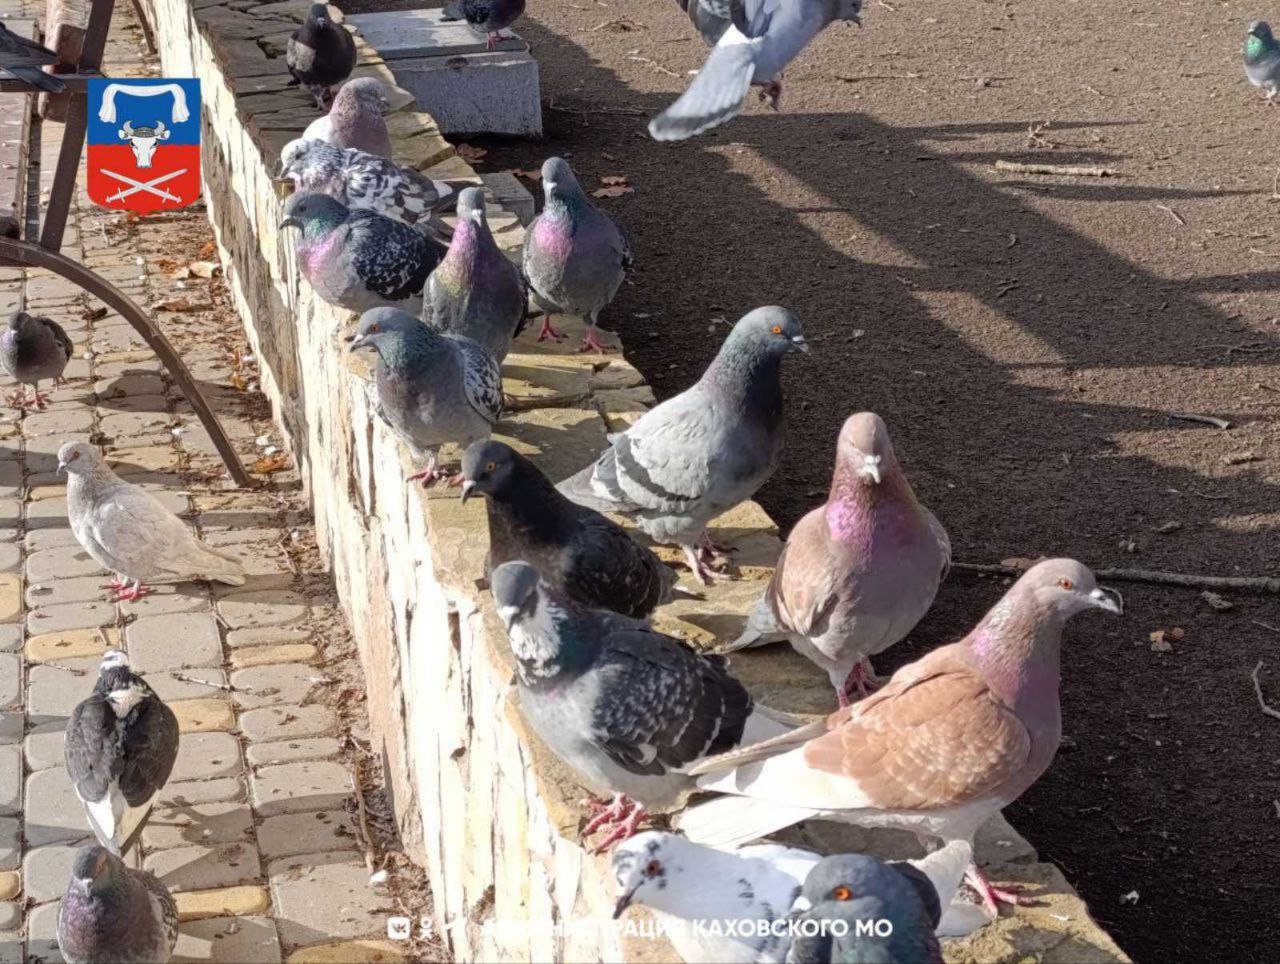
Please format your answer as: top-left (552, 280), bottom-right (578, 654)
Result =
top-left (87, 78), bottom-right (201, 212)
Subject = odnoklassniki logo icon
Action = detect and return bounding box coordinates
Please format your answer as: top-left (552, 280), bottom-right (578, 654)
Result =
top-left (86, 78), bottom-right (201, 212)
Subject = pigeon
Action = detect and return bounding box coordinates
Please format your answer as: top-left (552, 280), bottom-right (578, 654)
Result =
top-left (441, 0), bottom-right (527, 49)
top-left (677, 0), bottom-right (734, 46)
top-left (678, 559), bottom-right (1124, 916)
top-left (650, 0), bottom-right (863, 142)
top-left (57, 845), bottom-right (179, 964)
top-left (786, 853), bottom-right (943, 964)
top-left (522, 157), bottom-right (631, 354)
top-left (1245, 21), bottom-right (1280, 102)
top-left (302, 76), bottom-right (393, 158)
top-left (0, 309), bottom-right (73, 409)
top-left (724, 412), bottom-right (950, 706)
top-left (558, 306), bottom-right (808, 584)
top-left (425, 187), bottom-right (529, 361)
top-left (347, 307), bottom-right (502, 485)
top-left (490, 560), bottom-right (794, 850)
top-left (612, 834), bottom-right (978, 964)
top-left (59, 441), bottom-right (246, 602)
top-left (64, 650), bottom-right (180, 858)
top-left (280, 191), bottom-right (445, 316)
top-left (459, 439), bottom-right (680, 619)
top-left (287, 3), bottom-right (356, 109)
top-left (0, 20), bottom-right (65, 93)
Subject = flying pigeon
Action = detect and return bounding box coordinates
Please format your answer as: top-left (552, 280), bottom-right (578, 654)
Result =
top-left (678, 559), bottom-right (1124, 916)
top-left (490, 560), bottom-right (793, 850)
top-left (280, 191), bottom-right (445, 316)
top-left (64, 650), bottom-right (180, 858)
top-left (441, 0), bottom-right (527, 49)
top-left (650, 0), bottom-right (863, 142)
top-left (677, 0), bottom-right (734, 46)
top-left (724, 412), bottom-right (950, 706)
top-left (612, 834), bottom-right (979, 964)
top-left (59, 441), bottom-right (246, 602)
top-left (786, 853), bottom-right (943, 964)
top-left (57, 845), bottom-right (179, 964)
top-left (425, 187), bottom-right (529, 361)
top-left (1245, 21), bottom-right (1280, 102)
top-left (522, 157), bottom-right (631, 354)
top-left (459, 439), bottom-right (681, 619)
top-left (558, 306), bottom-right (808, 583)
top-left (347, 307), bottom-right (502, 485)
top-left (0, 309), bottom-right (73, 409)
top-left (302, 76), bottom-right (393, 157)
top-left (287, 3), bottom-right (356, 109)
top-left (0, 20), bottom-right (65, 93)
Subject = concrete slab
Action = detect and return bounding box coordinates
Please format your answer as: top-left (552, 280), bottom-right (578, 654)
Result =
top-left (347, 7), bottom-right (526, 58)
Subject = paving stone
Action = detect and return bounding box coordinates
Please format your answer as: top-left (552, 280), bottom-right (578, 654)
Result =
top-left (126, 613), bottom-right (223, 670)
top-left (25, 575), bottom-right (105, 608)
top-left (25, 898), bottom-right (59, 945)
top-left (27, 657), bottom-right (98, 718)
top-left (226, 626), bottom-right (313, 649)
top-left (171, 698), bottom-right (236, 733)
top-left (98, 409), bottom-right (173, 441)
top-left (25, 626), bottom-right (118, 663)
top-left (142, 801), bottom-right (253, 851)
top-left (241, 704), bottom-right (336, 743)
top-left (172, 915), bottom-right (282, 963)
top-left (0, 576), bottom-right (18, 625)
top-left (26, 599), bottom-right (116, 635)
top-left (257, 810), bottom-right (358, 862)
top-left (0, 817), bottom-right (16, 871)
top-left (160, 776), bottom-right (247, 808)
top-left (0, 902), bottom-right (16, 931)
top-left (24, 497), bottom-right (72, 530)
top-left (23, 842), bottom-right (77, 901)
top-left (0, 545), bottom-right (19, 573)
top-left (20, 407), bottom-right (94, 437)
top-left (120, 585), bottom-right (212, 618)
top-left (251, 761), bottom-right (350, 817)
top-left (0, 747), bottom-right (16, 816)
top-left (145, 841), bottom-right (261, 892)
top-left (101, 392), bottom-right (170, 415)
top-left (146, 668), bottom-right (230, 702)
top-left (0, 871), bottom-right (15, 900)
top-left (95, 371), bottom-right (166, 399)
top-left (233, 664), bottom-right (326, 709)
top-left (231, 644), bottom-right (318, 670)
top-left (269, 851), bottom-right (386, 947)
top-left (23, 722), bottom-right (67, 771)
top-left (0, 715), bottom-right (19, 746)
top-left (108, 445), bottom-right (181, 476)
top-left (218, 590), bottom-right (308, 629)
top-left (0, 655), bottom-right (15, 709)
top-left (24, 767), bottom-right (88, 845)
top-left (24, 528), bottom-right (79, 552)
top-left (287, 940), bottom-right (407, 964)
top-left (175, 885), bottom-right (271, 922)
top-left (172, 732), bottom-right (243, 784)
top-left (0, 626), bottom-right (17, 653)
top-left (245, 738), bottom-right (342, 768)
top-left (0, 463), bottom-right (19, 498)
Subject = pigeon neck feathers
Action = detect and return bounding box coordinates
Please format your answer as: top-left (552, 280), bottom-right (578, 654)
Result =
top-left (965, 590), bottom-right (1064, 711)
top-left (825, 453), bottom-right (919, 542)
top-left (703, 330), bottom-right (785, 418)
top-left (510, 595), bottom-right (596, 684)
top-left (1248, 32), bottom-right (1278, 62)
top-left (369, 321), bottom-right (442, 372)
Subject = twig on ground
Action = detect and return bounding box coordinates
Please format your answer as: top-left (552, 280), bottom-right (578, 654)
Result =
top-left (1253, 620), bottom-right (1280, 634)
top-left (546, 102), bottom-right (647, 117)
top-left (1155, 203), bottom-right (1185, 226)
top-left (1170, 412), bottom-right (1231, 429)
top-left (994, 159), bottom-right (1117, 177)
top-left (627, 54), bottom-right (680, 78)
top-left (1251, 662), bottom-right (1280, 721)
top-left (951, 561), bottom-right (1280, 595)
top-left (170, 672), bottom-right (234, 691)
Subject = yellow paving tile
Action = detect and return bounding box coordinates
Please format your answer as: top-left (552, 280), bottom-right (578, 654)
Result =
top-left (0, 870), bottom-right (18, 900)
top-left (287, 940), bottom-right (408, 964)
top-left (26, 626), bottom-right (120, 662)
top-left (175, 885), bottom-right (271, 922)
top-left (229, 643), bottom-right (318, 670)
top-left (170, 697), bottom-right (236, 733)
top-left (0, 573), bottom-right (19, 623)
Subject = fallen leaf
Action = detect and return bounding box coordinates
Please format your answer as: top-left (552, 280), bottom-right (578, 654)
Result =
top-left (80, 306), bottom-right (107, 321)
top-left (251, 452), bottom-right (290, 474)
top-left (505, 167), bottom-right (541, 182)
top-left (199, 241), bottom-right (216, 258)
top-left (1148, 630), bottom-right (1172, 652)
top-left (600, 175), bottom-right (629, 186)
top-left (456, 143), bottom-right (488, 164)
top-left (228, 372), bottom-right (248, 392)
top-left (154, 257), bottom-right (181, 271)
top-left (1201, 591), bottom-right (1233, 612)
top-left (151, 297), bottom-right (201, 312)
top-left (592, 185), bottom-right (634, 199)
top-left (188, 260), bottom-right (221, 279)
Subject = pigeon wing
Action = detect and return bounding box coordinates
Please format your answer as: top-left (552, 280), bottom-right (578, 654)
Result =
top-left (88, 485), bottom-right (213, 582)
top-left (453, 337), bottom-right (504, 424)
top-left (765, 506), bottom-right (841, 637)
top-left (348, 212), bottom-right (440, 303)
top-left (564, 512), bottom-right (672, 618)
top-left (39, 316), bottom-right (73, 363)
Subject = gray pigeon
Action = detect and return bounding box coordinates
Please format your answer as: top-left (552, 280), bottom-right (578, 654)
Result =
top-left (59, 441), bottom-right (246, 602)
top-left (57, 846), bottom-right (179, 964)
top-left (302, 76), bottom-right (393, 157)
top-left (280, 191), bottom-right (445, 315)
top-left (0, 20), bottom-right (65, 93)
top-left (459, 439), bottom-right (680, 619)
top-left (522, 157), bottom-right (631, 354)
top-left (65, 650), bottom-right (180, 857)
top-left (441, 0), bottom-right (527, 48)
top-left (558, 306), bottom-right (808, 584)
top-left (347, 307), bottom-right (503, 485)
top-left (287, 3), bottom-right (356, 109)
top-left (677, 0), bottom-right (734, 46)
top-left (425, 187), bottom-right (529, 361)
top-left (650, 0), bottom-right (863, 142)
top-left (724, 412), bottom-right (951, 706)
top-left (0, 309), bottom-right (73, 409)
top-left (491, 560), bottom-right (791, 851)
top-left (1245, 21), bottom-right (1280, 101)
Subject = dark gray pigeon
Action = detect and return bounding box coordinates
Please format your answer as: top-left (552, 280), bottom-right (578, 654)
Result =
top-left (491, 560), bottom-right (791, 851)
top-left (280, 191), bottom-right (445, 315)
top-left (65, 650), bottom-right (180, 857)
top-left (302, 76), bottom-right (393, 157)
top-left (287, 3), bottom-right (356, 108)
top-left (1245, 21), bottom-right (1280, 101)
top-left (425, 187), bottom-right (529, 361)
top-left (523, 157), bottom-right (631, 354)
top-left (559, 306), bottom-right (808, 584)
top-left (0, 309), bottom-right (72, 409)
top-left (651, 0), bottom-right (863, 142)
top-left (441, 0), bottom-right (527, 48)
top-left (57, 845), bottom-right (179, 964)
top-left (0, 20), bottom-right (65, 93)
top-left (348, 307), bottom-right (502, 485)
top-left (460, 439), bottom-right (680, 619)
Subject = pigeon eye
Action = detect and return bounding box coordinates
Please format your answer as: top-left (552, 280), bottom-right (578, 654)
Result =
top-left (645, 860), bottom-right (661, 877)
top-left (771, 325), bottom-right (782, 334)
top-left (368, 324), bottom-right (380, 333)
top-left (485, 461), bottom-right (496, 472)
top-left (1058, 578), bottom-right (1074, 590)
top-left (832, 885), bottom-right (853, 901)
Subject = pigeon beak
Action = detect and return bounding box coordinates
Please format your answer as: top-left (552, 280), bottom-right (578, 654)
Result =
top-left (791, 895), bottom-right (812, 913)
top-left (56, 459), bottom-right (67, 473)
top-left (1089, 586), bottom-right (1124, 615)
top-left (346, 333), bottom-right (366, 351)
top-left (71, 876), bottom-right (93, 896)
top-left (279, 215), bottom-right (301, 230)
top-left (857, 457), bottom-right (882, 485)
top-left (612, 890), bottom-right (637, 919)
top-left (459, 479), bottom-right (477, 502)
top-left (790, 335), bottom-right (809, 353)
top-left (851, 12), bottom-right (862, 27)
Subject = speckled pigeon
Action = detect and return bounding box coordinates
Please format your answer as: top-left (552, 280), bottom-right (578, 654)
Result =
top-left (650, 0), bottom-right (863, 142)
top-left (679, 559), bottom-right (1124, 917)
top-left (287, 3), bottom-right (356, 108)
top-left (460, 439), bottom-right (680, 619)
top-left (57, 845), bottom-right (179, 964)
top-left (491, 560), bottom-right (793, 851)
top-left (1245, 21), bottom-right (1280, 101)
top-left (302, 76), bottom-right (393, 158)
top-left (425, 187), bottom-right (529, 361)
top-left (59, 441), bottom-right (246, 602)
top-left (522, 156), bottom-right (631, 354)
top-left (725, 412), bottom-right (950, 706)
top-left (558, 306), bottom-right (808, 584)
top-left (347, 307), bottom-right (502, 485)
top-left (441, 0), bottom-right (526, 48)
top-left (280, 191), bottom-right (445, 315)
top-left (0, 309), bottom-right (72, 409)
top-left (65, 650), bottom-right (180, 857)
top-left (0, 20), bottom-right (64, 93)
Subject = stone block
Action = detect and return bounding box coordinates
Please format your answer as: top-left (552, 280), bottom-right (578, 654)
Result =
top-left (0, 870), bottom-right (15, 901)
top-left (142, 668), bottom-right (230, 703)
top-left (287, 941), bottom-right (408, 964)
top-left (25, 626), bottom-right (118, 663)
top-left (175, 885), bottom-right (272, 922)
top-left (25, 575), bottom-right (105, 608)
top-left (171, 698), bottom-right (236, 733)
top-left (0, 901), bottom-right (16, 931)
top-left (217, 589), bottom-right (307, 629)
top-left (479, 171), bottom-right (535, 227)
top-left (172, 915), bottom-right (282, 963)
top-left (23, 842), bottom-right (77, 901)
top-left (231, 643), bottom-right (318, 669)
top-left (0, 626), bottom-right (17, 653)
top-left (171, 731), bottom-right (243, 784)
top-left (226, 626), bottom-right (313, 649)
top-left (126, 613), bottom-right (223, 670)
top-left (0, 817), bottom-right (16, 871)
top-left (232, 663), bottom-right (325, 709)
top-left (142, 801), bottom-right (253, 851)
top-left (24, 766), bottom-right (86, 845)
top-left (268, 851), bottom-right (388, 947)
top-left (145, 841), bottom-right (261, 892)
top-left (240, 704), bottom-right (337, 743)
top-left (0, 576), bottom-right (18, 625)
top-left (257, 809), bottom-right (357, 861)
top-left (160, 776), bottom-right (247, 808)
top-left (0, 654), bottom-right (15, 709)
top-left (26, 599), bottom-right (116, 635)
top-left (251, 760), bottom-right (350, 816)
top-left (27, 657), bottom-right (99, 717)
top-left (0, 746), bottom-right (16, 816)
top-left (24, 721), bottom-right (67, 771)
top-left (245, 737), bottom-right (341, 768)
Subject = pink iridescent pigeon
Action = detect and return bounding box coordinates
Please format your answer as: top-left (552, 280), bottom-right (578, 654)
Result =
top-left (678, 558), bottom-right (1124, 917)
top-left (724, 412), bottom-right (950, 706)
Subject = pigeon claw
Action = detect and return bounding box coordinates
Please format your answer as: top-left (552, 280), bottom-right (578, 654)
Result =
top-left (486, 31), bottom-right (500, 49)
top-left (837, 661), bottom-right (883, 707)
top-left (536, 316), bottom-right (566, 342)
top-left (964, 864), bottom-right (1038, 917)
top-left (109, 581), bottom-right (152, 603)
top-left (580, 794), bottom-right (648, 853)
top-left (576, 326), bottom-right (617, 355)
top-left (759, 79), bottom-right (784, 111)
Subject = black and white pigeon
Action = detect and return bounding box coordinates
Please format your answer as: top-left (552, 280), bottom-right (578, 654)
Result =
top-left (558, 306), bottom-right (808, 584)
top-left (57, 845), bottom-right (179, 964)
top-left (0, 20), bottom-right (65, 93)
top-left (280, 191), bottom-right (445, 315)
top-left (441, 0), bottom-right (527, 49)
top-left (459, 439), bottom-right (681, 619)
top-left (64, 650), bottom-right (180, 858)
top-left (287, 3), bottom-right (356, 109)
top-left (651, 0), bottom-right (863, 142)
top-left (0, 309), bottom-right (73, 410)
top-left (490, 560), bottom-right (793, 851)
top-left (347, 307), bottom-right (502, 485)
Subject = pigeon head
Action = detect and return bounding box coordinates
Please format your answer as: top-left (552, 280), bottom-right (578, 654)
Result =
top-left (796, 853), bottom-right (927, 912)
top-left (459, 440), bottom-right (521, 503)
top-left (835, 412), bottom-right (900, 488)
top-left (611, 831), bottom-right (679, 918)
top-left (1015, 558), bottom-right (1124, 621)
top-left (540, 157), bottom-right (586, 206)
top-left (6, 310), bottom-right (33, 334)
top-left (1249, 21), bottom-right (1275, 44)
top-left (490, 560), bottom-right (542, 632)
top-left (280, 191), bottom-right (348, 235)
top-left (457, 187), bottom-right (488, 226)
top-left (345, 307), bottom-right (425, 355)
top-left (57, 441), bottom-right (105, 476)
top-left (308, 2), bottom-right (330, 27)
top-left (834, 0), bottom-right (862, 26)
top-left (94, 650), bottom-right (154, 717)
top-left (68, 846), bottom-right (121, 897)
top-left (726, 306), bottom-right (809, 358)
top-left (278, 138), bottom-right (339, 182)
top-left (336, 77), bottom-right (390, 113)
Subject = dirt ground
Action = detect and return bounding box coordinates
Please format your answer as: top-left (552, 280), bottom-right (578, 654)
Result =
top-left (338, 1), bottom-right (1280, 958)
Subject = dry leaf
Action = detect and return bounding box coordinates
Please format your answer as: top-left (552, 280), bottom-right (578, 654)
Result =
top-left (1148, 630), bottom-right (1172, 653)
top-left (592, 185), bottom-right (634, 198)
top-left (188, 261), bottom-right (221, 279)
top-left (228, 372), bottom-right (248, 392)
top-left (456, 144), bottom-right (488, 164)
top-left (600, 175), bottom-right (629, 186)
top-left (1201, 591), bottom-right (1233, 612)
top-left (251, 452), bottom-right (290, 474)
top-left (505, 167), bottom-right (541, 182)
top-left (168, 266), bottom-right (191, 280)
top-left (151, 297), bottom-right (201, 312)
top-left (80, 306), bottom-right (107, 321)
top-left (199, 241), bottom-right (216, 258)
top-left (154, 257), bottom-right (180, 271)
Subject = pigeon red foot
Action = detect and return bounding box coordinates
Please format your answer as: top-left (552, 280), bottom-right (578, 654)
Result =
top-left (537, 315), bottom-right (566, 342)
top-left (577, 326), bottom-right (617, 355)
top-left (836, 662), bottom-right (882, 708)
top-left (581, 793), bottom-right (649, 854)
top-left (964, 864), bottom-right (1037, 917)
top-left (103, 579), bottom-right (152, 603)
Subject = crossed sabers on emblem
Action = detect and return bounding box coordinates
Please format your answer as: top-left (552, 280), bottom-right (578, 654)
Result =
top-left (100, 167), bottom-right (188, 205)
